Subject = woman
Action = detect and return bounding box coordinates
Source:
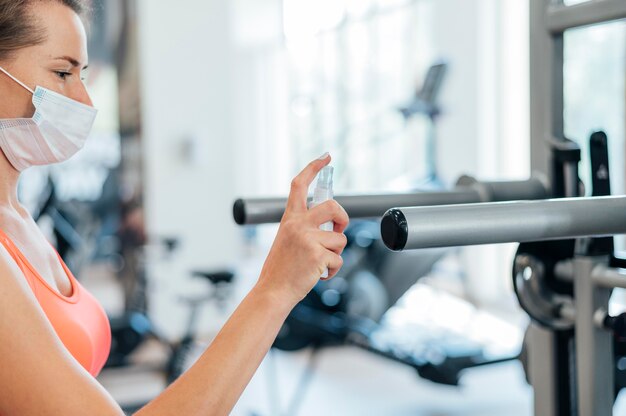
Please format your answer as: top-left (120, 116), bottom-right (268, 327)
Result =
top-left (0, 1), bottom-right (349, 414)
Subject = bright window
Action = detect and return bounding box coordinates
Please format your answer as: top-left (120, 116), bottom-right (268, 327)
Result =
top-left (283, 0), bottom-right (432, 193)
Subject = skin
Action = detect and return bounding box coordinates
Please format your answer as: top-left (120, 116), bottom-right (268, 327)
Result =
top-left (0, 0), bottom-right (92, 296)
top-left (0, 2), bottom-right (349, 415)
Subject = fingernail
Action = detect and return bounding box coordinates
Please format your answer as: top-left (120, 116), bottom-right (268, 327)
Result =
top-left (317, 152), bottom-right (330, 160)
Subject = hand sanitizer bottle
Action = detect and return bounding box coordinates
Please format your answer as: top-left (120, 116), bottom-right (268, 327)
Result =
top-left (310, 165), bottom-right (334, 278)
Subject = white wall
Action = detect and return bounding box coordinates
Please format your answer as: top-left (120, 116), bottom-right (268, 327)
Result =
top-left (137, 0), bottom-right (289, 337)
top-left (138, 0), bottom-right (240, 272)
top-left (137, 0), bottom-right (239, 336)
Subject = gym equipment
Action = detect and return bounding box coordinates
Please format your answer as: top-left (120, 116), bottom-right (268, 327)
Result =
top-left (397, 61), bottom-right (447, 187)
top-left (107, 244), bottom-right (235, 413)
top-left (106, 237), bottom-right (235, 383)
top-left (166, 269), bottom-right (235, 383)
top-left (378, 134), bottom-right (625, 415)
top-left (379, 3), bottom-right (626, 401)
top-left (375, 0), bottom-right (626, 411)
top-left (233, 175), bottom-right (549, 225)
top-left (398, 62), bottom-right (447, 120)
top-left (530, 1), bottom-right (625, 414)
top-left (380, 195), bottom-right (626, 251)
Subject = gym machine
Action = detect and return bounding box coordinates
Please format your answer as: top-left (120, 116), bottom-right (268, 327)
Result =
top-left (377, 2), bottom-right (626, 415)
top-left (380, 133), bottom-right (626, 416)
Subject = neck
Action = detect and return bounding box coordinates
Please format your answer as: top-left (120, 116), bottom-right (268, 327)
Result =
top-left (0, 151), bottom-right (24, 213)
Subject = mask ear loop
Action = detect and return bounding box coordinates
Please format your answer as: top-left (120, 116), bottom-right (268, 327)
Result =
top-left (0, 66), bottom-right (35, 95)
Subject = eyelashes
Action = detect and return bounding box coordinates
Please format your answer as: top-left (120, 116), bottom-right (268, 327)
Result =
top-left (54, 71), bottom-right (72, 80)
top-left (54, 71), bottom-right (87, 83)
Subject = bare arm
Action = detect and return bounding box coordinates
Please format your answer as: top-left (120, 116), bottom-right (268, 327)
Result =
top-left (0, 154), bottom-right (348, 416)
top-left (135, 154), bottom-right (349, 415)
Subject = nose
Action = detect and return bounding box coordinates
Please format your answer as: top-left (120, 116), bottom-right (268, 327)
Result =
top-left (72, 81), bottom-right (93, 107)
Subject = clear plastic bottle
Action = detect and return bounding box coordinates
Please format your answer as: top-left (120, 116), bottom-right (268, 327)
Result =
top-left (310, 166), bottom-right (334, 278)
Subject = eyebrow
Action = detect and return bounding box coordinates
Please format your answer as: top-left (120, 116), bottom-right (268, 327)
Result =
top-left (53, 56), bottom-right (89, 70)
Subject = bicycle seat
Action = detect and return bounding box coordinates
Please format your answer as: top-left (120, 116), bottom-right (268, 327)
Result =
top-left (192, 270), bottom-right (234, 284)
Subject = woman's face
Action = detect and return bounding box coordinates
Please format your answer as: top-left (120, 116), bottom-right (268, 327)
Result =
top-left (0, 1), bottom-right (92, 119)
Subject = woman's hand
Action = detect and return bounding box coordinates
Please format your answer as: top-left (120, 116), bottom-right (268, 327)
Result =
top-left (257, 153), bottom-right (349, 307)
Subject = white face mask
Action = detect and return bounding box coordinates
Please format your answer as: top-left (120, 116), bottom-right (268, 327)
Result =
top-left (0, 66), bottom-right (97, 172)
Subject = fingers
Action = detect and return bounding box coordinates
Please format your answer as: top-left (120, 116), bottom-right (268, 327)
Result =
top-left (285, 153), bottom-right (331, 213)
top-left (307, 200), bottom-right (350, 233)
top-left (313, 230), bottom-right (347, 255)
top-left (315, 231), bottom-right (346, 280)
top-left (322, 252), bottom-right (344, 280)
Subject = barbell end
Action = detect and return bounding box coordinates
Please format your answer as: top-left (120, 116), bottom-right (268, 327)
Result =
top-left (381, 208), bottom-right (408, 251)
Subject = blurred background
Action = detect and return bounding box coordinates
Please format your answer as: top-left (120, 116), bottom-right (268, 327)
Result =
top-left (18, 0), bottom-right (625, 414)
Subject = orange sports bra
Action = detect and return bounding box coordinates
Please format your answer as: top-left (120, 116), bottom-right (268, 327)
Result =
top-left (0, 229), bottom-right (111, 377)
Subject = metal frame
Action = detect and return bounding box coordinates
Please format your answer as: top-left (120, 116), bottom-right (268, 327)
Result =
top-left (546, 0), bottom-right (626, 33)
top-left (572, 256), bottom-right (614, 416)
top-left (529, 2), bottom-right (626, 414)
top-left (530, 0), bottom-right (626, 182)
top-left (378, 197), bottom-right (626, 416)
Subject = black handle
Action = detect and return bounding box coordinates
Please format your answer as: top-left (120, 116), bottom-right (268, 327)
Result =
top-left (588, 131), bottom-right (614, 255)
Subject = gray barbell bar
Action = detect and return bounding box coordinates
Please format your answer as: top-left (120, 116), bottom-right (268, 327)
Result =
top-left (381, 196), bottom-right (626, 251)
top-left (233, 176), bottom-right (548, 225)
